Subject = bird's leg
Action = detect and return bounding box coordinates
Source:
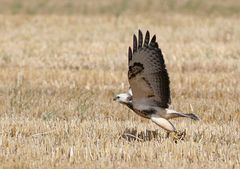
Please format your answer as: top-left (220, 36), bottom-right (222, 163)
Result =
top-left (150, 115), bottom-right (176, 131)
top-left (150, 115), bottom-right (186, 141)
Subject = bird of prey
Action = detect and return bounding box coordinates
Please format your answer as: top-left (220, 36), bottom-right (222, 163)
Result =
top-left (114, 30), bottom-right (199, 136)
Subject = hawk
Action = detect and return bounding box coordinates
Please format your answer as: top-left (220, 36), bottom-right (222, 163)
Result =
top-left (114, 30), bottom-right (199, 135)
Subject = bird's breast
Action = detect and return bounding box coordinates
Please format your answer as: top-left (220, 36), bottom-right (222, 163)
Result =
top-left (132, 105), bottom-right (157, 119)
top-left (133, 109), bottom-right (151, 119)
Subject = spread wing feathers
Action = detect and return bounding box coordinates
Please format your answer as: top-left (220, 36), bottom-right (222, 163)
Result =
top-left (128, 30), bottom-right (171, 108)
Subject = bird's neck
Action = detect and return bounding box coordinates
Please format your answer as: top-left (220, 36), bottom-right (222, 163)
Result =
top-left (126, 102), bottom-right (133, 110)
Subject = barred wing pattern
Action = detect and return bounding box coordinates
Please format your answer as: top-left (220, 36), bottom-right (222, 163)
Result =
top-left (128, 30), bottom-right (171, 108)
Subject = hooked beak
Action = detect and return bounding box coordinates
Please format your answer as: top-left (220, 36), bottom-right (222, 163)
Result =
top-left (113, 96), bottom-right (119, 101)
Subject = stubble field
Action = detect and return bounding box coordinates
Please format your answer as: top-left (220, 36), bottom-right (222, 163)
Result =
top-left (0, 1), bottom-right (240, 168)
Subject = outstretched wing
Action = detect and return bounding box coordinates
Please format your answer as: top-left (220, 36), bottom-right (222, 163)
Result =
top-left (128, 30), bottom-right (171, 108)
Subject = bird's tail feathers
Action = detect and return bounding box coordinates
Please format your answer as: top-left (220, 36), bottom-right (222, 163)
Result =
top-left (184, 113), bottom-right (200, 121)
top-left (166, 109), bottom-right (200, 120)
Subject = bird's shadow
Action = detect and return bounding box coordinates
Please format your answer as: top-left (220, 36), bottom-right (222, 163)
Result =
top-left (120, 128), bottom-right (165, 142)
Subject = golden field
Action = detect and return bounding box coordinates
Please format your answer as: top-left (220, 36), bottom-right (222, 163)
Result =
top-left (0, 0), bottom-right (239, 168)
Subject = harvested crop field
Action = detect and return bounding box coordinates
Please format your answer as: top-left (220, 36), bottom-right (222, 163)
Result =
top-left (0, 0), bottom-right (239, 168)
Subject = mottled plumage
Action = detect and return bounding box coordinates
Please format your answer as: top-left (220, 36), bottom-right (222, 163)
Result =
top-left (128, 30), bottom-right (170, 109)
top-left (114, 30), bottom-right (199, 134)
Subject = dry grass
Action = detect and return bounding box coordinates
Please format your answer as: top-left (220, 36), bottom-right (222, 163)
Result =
top-left (0, 1), bottom-right (240, 168)
top-left (1, 0), bottom-right (240, 16)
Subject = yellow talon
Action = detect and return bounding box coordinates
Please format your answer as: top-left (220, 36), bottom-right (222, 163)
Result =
top-left (167, 129), bottom-right (186, 143)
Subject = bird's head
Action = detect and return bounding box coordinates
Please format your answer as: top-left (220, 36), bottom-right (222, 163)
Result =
top-left (113, 93), bottom-right (132, 105)
top-left (113, 88), bottom-right (133, 109)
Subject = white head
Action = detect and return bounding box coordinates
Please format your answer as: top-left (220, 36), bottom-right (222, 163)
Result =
top-left (113, 88), bottom-right (133, 106)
